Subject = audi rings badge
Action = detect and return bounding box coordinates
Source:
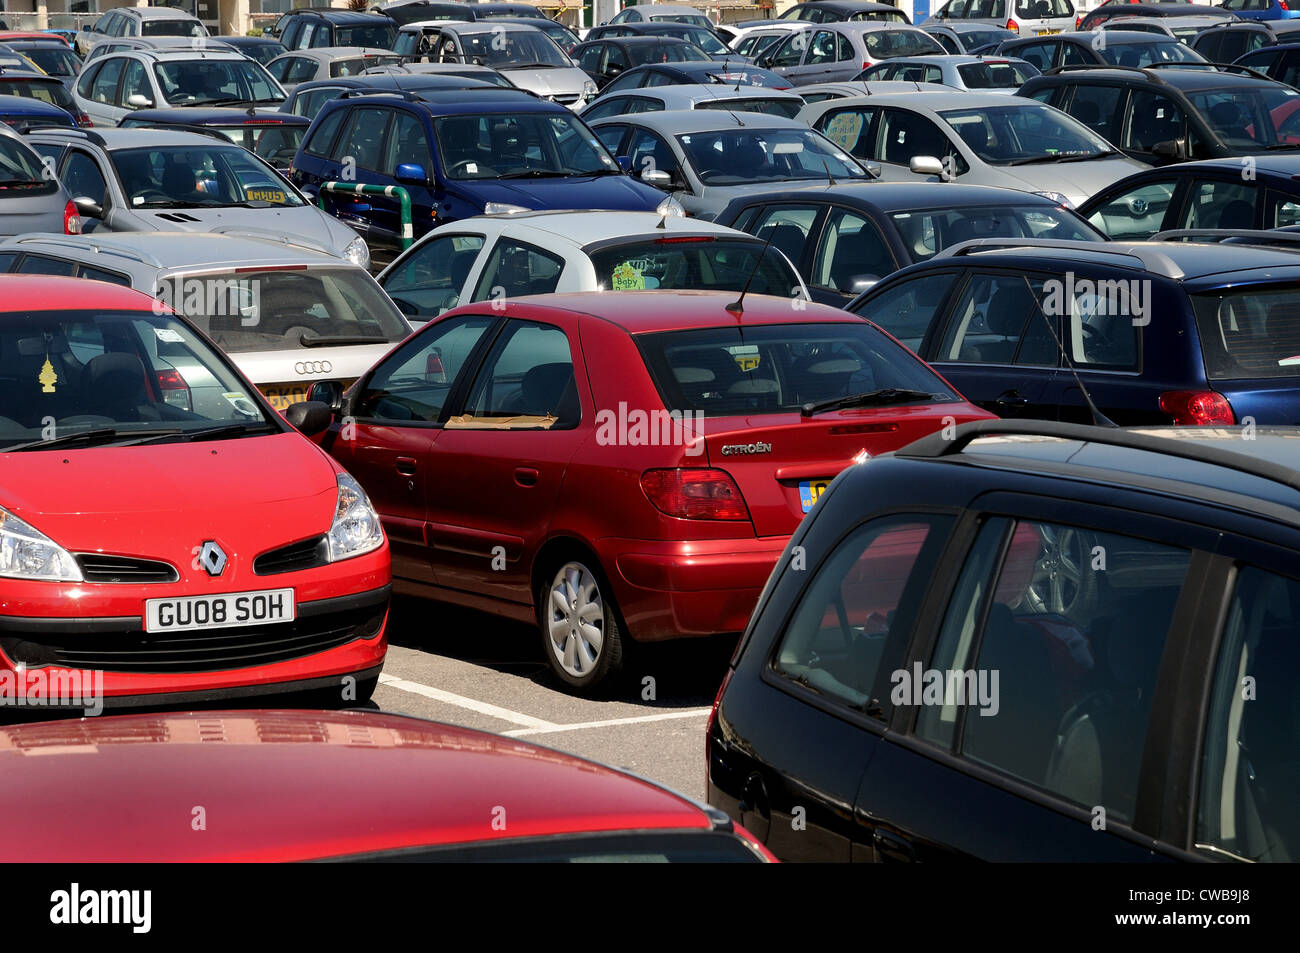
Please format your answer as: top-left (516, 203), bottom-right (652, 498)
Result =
top-left (295, 360), bottom-right (333, 375)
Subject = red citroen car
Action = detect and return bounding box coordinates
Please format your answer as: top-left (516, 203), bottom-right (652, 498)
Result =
top-left (303, 290), bottom-right (993, 693)
top-left (0, 277), bottom-right (390, 711)
top-left (0, 709), bottom-right (776, 862)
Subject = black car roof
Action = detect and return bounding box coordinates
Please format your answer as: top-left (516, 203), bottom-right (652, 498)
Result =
top-left (723, 182), bottom-right (1067, 214)
top-left (292, 9), bottom-right (391, 23)
top-left (1030, 65), bottom-right (1289, 92)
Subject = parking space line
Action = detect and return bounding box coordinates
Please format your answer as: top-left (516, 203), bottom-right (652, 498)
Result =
top-left (502, 708), bottom-right (712, 738)
top-left (377, 674), bottom-right (558, 730)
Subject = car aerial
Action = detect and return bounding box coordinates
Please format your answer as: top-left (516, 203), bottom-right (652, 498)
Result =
top-left (0, 709), bottom-right (775, 861)
top-left (844, 234), bottom-right (1300, 424)
top-left (726, 22), bottom-right (806, 61)
top-left (394, 21), bottom-right (598, 108)
top-left (0, 231), bottom-right (412, 411)
top-left (374, 208), bottom-right (809, 322)
top-left (1078, 155), bottom-right (1300, 238)
top-left (997, 29), bottom-right (1208, 70)
top-left (213, 34), bottom-right (289, 67)
top-left (290, 88), bottom-right (669, 263)
top-left (1020, 63), bottom-right (1300, 166)
top-left (265, 47), bottom-right (406, 92)
top-left (270, 9), bottom-right (397, 52)
top-left (283, 71), bottom-right (504, 119)
top-left (0, 122), bottom-right (79, 236)
top-left (74, 49), bottom-right (287, 127)
top-left (799, 91), bottom-right (1146, 209)
top-left (300, 288), bottom-right (991, 691)
top-left (591, 59), bottom-right (794, 95)
top-left (928, 0), bottom-right (1078, 36)
top-left (584, 21), bottom-right (735, 60)
top-left (1219, 0), bottom-right (1300, 20)
top-left (118, 107), bottom-right (310, 175)
top-left (0, 69), bottom-right (86, 126)
top-left (0, 92), bottom-right (75, 133)
top-left (858, 55), bottom-right (1042, 92)
top-left (0, 38), bottom-right (82, 90)
top-left (1078, 1), bottom-right (1236, 31)
top-left (1191, 17), bottom-right (1300, 60)
top-left (0, 275), bottom-right (391, 709)
top-left (716, 182), bottom-right (1102, 303)
top-left (75, 5), bottom-right (207, 58)
top-left (27, 127), bottom-right (369, 268)
top-left (608, 2), bottom-right (719, 29)
top-left (756, 22), bottom-right (947, 86)
top-left (708, 417), bottom-right (1300, 861)
top-left (795, 79), bottom-right (954, 102)
top-left (571, 35), bottom-right (715, 90)
top-left (578, 83), bottom-right (807, 121)
top-left (777, 1), bottom-right (912, 24)
top-left (589, 110), bottom-right (873, 219)
top-left (922, 21), bottom-right (1019, 54)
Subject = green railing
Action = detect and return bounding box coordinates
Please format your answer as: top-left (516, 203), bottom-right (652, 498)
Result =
top-left (317, 182), bottom-right (413, 251)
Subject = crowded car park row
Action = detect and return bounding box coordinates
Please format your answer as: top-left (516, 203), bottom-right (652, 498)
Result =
top-left (0, 0), bottom-right (1295, 867)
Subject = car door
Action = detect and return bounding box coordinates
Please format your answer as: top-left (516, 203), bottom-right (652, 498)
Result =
top-left (328, 105), bottom-right (393, 242)
top-left (464, 236), bottom-right (565, 307)
top-left (726, 201), bottom-right (827, 287)
top-left (1083, 175), bottom-right (1183, 240)
top-left (1008, 40), bottom-right (1056, 72)
top-left (1060, 82), bottom-right (1126, 145)
top-left (379, 229), bottom-right (489, 322)
top-left (624, 127), bottom-right (683, 191)
top-left (83, 55), bottom-right (125, 126)
top-left (57, 148), bottom-right (112, 233)
top-left (806, 205), bottom-right (899, 304)
top-left (1168, 174), bottom-right (1260, 231)
top-left (854, 503), bottom-right (1205, 861)
top-left (117, 58), bottom-right (153, 112)
top-left (575, 42), bottom-right (605, 83)
top-left (371, 107), bottom-right (435, 253)
top-left (1120, 89), bottom-right (1193, 164)
top-left (850, 269), bottom-right (962, 355)
top-left (811, 102), bottom-right (882, 169)
top-left (422, 315), bottom-right (590, 605)
top-left (789, 30), bottom-right (840, 85)
top-left (876, 106), bottom-right (966, 182)
top-left (325, 312), bottom-right (498, 586)
top-left (760, 30), bottom-right (810, 80)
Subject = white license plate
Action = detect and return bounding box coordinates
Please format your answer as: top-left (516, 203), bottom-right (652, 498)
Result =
top-left (145, 589), bottom-right (295, 634)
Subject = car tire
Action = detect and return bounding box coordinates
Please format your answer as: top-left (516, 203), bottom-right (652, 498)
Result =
top-left (538, 556), bottom-right (625, 694)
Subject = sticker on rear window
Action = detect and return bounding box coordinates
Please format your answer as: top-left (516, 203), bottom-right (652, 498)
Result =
top-left (610, 262), bottom-right (645, 290)
top-left (154, 328), bottom-right (185, 343)
top-left (222, 391), bottom-right (259, 416)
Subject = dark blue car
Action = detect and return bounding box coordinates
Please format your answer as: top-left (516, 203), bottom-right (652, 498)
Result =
top-left (845, 236), bottom-right (1300, 426)
top-left (289, 87), bottom-right (670, 263)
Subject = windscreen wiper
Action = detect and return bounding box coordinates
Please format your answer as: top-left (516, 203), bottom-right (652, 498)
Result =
top-left (497, 169), bottom-right (571, 179)
top-left (300, 332), bottom-right (390, 347)
top-left (2, 427), bottom-right (188, 452)
top-left (1007, 153), bottom-right (1076, 165)
top-left (801, 388), bottom-right (943, 417)
top-left (121, 422), bottom-right (276, 446)
top-left (1058, 149), bottom-right (1116, 162)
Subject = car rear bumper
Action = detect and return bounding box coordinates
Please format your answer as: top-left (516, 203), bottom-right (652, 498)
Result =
top-left (600, 536), bottom-right (788, 642)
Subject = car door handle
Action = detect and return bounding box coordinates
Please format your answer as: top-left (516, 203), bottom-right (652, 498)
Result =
top-left (514, 467), bottom-right (539, 487)
top-left (873, 828), bottom-right (915, 863)
top-left (395, 456), bottom-right (417, 476)
top-left (993, 391), bottom-right (1030, 407)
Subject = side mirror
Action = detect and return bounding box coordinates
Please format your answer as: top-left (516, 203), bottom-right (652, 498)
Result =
top-left (126, 93), bottom-right (152, 108)
top-left (1151, 139), bottom-right (1186, 161)
top-left (283, 399), bottom-right (333, 436)
top-left (641, 168), bottom-right (672, 187)
top-left (910, 155), bottom-right (947, 178)
top-left (395, 162), bottom-right (428, 185)
top-left (73, 195), bottom-right (103, 219)
top-left (606, 64), bottom-right (623, 76)
top-left (306, 379), bottom-right (344, 413)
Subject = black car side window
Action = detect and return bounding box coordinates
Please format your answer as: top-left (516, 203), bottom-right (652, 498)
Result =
top-left (302, 105), bottom-right (346, 157)
top-left (772, 514), bottom-right (955, 720)
top-left (852, 272), bottom-right (957, 353)
top-left (936, 273), bottom-right (1053, 365)
top-left (357, 314), bottom-right (495, 422)
top-left (1066, 83), bottom-right (1123, 143)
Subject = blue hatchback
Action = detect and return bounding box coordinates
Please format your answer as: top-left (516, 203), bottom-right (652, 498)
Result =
top-left (289, 87), bottom-right (671, 263)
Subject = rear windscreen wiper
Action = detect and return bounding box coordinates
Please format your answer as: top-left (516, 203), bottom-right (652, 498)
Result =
top-left (801, 388), bottom-right (943, 417)
top-left (300, 332), bottom-right (390, 347)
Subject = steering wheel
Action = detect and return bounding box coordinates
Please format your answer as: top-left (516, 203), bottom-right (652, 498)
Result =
top-left (133, 189), bottom-right (173, 204)
top-left (448, 160), bottom-right (496, 178)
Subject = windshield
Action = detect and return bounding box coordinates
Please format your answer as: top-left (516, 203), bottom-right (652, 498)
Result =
top-left (638, 323), bottom-right (955, 418)
top-left (628, 40), bottom-right (711, 64)
top-left (336, 24), bottom-right (397, 48)
top-left (112, 145), bottom-right (305, 208)
top-left (0, 134), bottom-right (56, 190)
top-left (165, 267), bottom-right (409, 355)
top-left (331, 54), bottom-right (402, 77)
top-left (240, 41), bottom-right (287, 65)
top-left (678, 127), bottom-right (871, 185)
top-left (210, 123), bottom-right (306, 168)
top-left (1015, 0), bottom-right (1073, 16)
top-left (1099, 39), bottom-right (1203, 66)
top-left (650, 13), bottom-right (714, 28)
top-left (863, 29), bottom-right (945, 57)
top-left (694, 96), bottom-right (802, 118)
top-left (678, 27), bottom-right (729, 55)
top-left (0, 78), bottom-right (75, 111)
top-left (457, 29), bottom-right (570, 67)
top-left (588, 239), bottom-right (800, 294)
top-left (154, 59), bottom-right (284, 106)
top-left (1193, 287), bottom-right (1300, 380)
top-left (960, 27), bottom-right (1016, 48)
top-left (434, 112), bottom-right (619, 179)
top-left (15, 46), bottom-right (80, 77)
top-left (888, 205), bottom-right (1100, 260)
top-left (141, 19), bottom-right (204, 38)
top-left (0, 308), bottom-right (275, 449)
top-left (1188, 86), bottom-right (1300, 150)
top-left (848, 9), bottom-right (911, 21)
top-left (940, 103), bottom-right (1113, 163)
top-left (957, 60), bottom-right (1040, 88)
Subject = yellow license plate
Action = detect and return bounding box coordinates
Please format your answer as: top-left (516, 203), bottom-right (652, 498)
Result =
top-left (799, 480), bottom-right (831, 513)
top-left (246, 187), bottom-right (287, 203)
top-left (261, 384), bottom-right (309, 411)
top-left (1036, 28), bottom-right (1060, 34)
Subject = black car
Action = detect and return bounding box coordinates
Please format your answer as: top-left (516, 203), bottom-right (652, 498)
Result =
top-left (997, 29), bottom-right (1206, 71)
top-left (571, 35), bottom-right (714, 89)
top-left (1234, 39), bottom-right (1300, 84)
top-left (1190, 19), bottom-right (1300, 63)
top-left (213, 35), bottom-right (289, 66)
top-left (708, 419), bottom-right (1300, 862)
top-left (1019, 64), bottom-right (1300, 165)
top-left (268, 9), bottom-right (396, 51)
top-left (779, 1), bottom-right (911, 24)
top-left (377, 1), bottom-right (548, 26)
top-left (591, 58), bottom-right (794, 97)
top-left (714, 182), bottom-right (1102, 304)
top-left (1079, 155), bottom-right (1300, 239)
top-left (1078, 2), bottom-right (1235, 31)
top-left (281, 73), bottom-right (502, 120)
top-left (922, 22), bottom-right (1017, 55)
top-left (583, 21), bottom-right (734, 59)
top-left (844, 235), bottom-right (1300, 425)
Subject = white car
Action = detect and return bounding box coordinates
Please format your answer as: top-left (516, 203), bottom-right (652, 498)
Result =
top-left (725, 22), bottom-right (805, 61)
top-left (858, 55), bottom-right (1041, 94)
top-left (376, 209), bottom-right (810, 323)
top-left (579, 82), bottom-right (807, 121)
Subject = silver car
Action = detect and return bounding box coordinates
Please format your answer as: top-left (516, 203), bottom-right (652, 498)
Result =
top-left (796, 79), bottom-right (953, 103)
top-left (0, 123), bottom-right (77, 237)
top-left (927, 0), bottom-right (1078, 39)
top-left (588, 109), bottom-right (872, 219)
top-left (798, 90), bottom-right (1147, 209)
top-left (0, 232), bottom-right (412, 414)
top-left (265, 47), bottom-right (405, 92)
top-left (25, 127), bottom-right (369, 268)
top-left (75, 5), bottom-right (207, 58)
top-left (579, 83), bottom-right (807, 121)
top-left (858, 55), bottom-right (1041, 94)
top-left (756, 21), bottom-right (946, 85)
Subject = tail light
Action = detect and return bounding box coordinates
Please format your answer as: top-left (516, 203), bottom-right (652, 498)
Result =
top-left (62, 200), bottom-right (80, 235)
top-left (1075, 15), bottom-right (1082, 28)
top-left (705, 666), bottom-right (734, 801)
top-left (156, 368), bottom-right (192, 411)
top-left (640, 468), bottom-right (750, 521)
top-left (1159, 390), bottom-right (1234, 426)
top-left (76, 112), bottom-right (91, 127)
top-left (425, 347), bottom-right (445, 383)
top-left (1283, 0), bottom-right (1290, 9)
top-left (1006, 17), bottom-right (1019, 30)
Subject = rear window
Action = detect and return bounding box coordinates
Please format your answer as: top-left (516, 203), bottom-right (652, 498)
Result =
top-left (637, 322), bottom-right (958, 418)
top-left (960, 27), bottom-right (1015, 49)
top-left (0, 134), bottom-right (57, 194)
top-left (628, 40), bottom-right (712, 65)
top-left (1193, 286), bottom-right (1300, 380)
top-left (1014, 0), bottom-right (1073, 17)
top-left (17, 46), bottom-right (82, 77)
top-left (957, 60), bottom-right (1040, 88)
top-left (335, 24), bottom-right (397, 48)
top-left (586, 239), bottom-right (801, 294)
top-left (863, 29), bottom-right (944, 58)
top-left (141, 18), bottom-right (204, 38)
top-left (887, 204), bottom-right (1098, 261)
top-left (209, 123), bottom-right (305, 167)
top-left (331, 54), bottom-right (402, 77)
top-left (0, 78), bottom-right (74, 111)
top-left (694, 97), bottom-right (801, 118)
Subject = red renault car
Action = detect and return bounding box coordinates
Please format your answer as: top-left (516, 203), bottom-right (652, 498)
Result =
top-left (0, 277), bottom-right (390, 712)
top-left (302, 290), bottom-right (993, 693)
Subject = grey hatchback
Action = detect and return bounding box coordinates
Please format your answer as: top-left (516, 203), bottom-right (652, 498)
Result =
top-left (0, 123), bottom-right (78, 237)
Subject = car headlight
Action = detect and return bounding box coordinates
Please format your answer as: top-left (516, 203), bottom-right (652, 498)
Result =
top-left (343, 236), bottom-right (370, 269)
top-left (1034, 191), bottom-right (1074, 210)
top-left (656, 194), bottom-right (686, 217)
top-left (582, 79), bottom-right (598, 98)
top-left (326, 473), bottom-right (384, 563)
top-left (0, 507), bottom-right (82, 582)
top-left (484, 202), bottom-right (531, 215)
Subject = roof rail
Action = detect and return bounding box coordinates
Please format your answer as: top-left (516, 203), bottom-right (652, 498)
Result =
top-left (32, 126), bottom-right (104, 146)
top-left (10, 234), bottom-right (162, 267)
top-left (1045, 63), bottom-right (1170, 82)
top-left (935, 237), bottom-right (1185, 279)
top-left (896, 419), bottom-right (1300, 495)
